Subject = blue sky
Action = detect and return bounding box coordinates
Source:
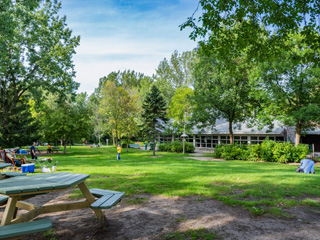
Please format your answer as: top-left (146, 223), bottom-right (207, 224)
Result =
top-left (58, 0), bottom-right (199, 94)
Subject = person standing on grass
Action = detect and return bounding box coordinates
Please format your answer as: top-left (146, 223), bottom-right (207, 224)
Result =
top-left (117, 144), bottom-right (122, 160)
top-left (30, 142), bottom-right (37, 159)
top-left (296, 154), bottom-right (315, 174)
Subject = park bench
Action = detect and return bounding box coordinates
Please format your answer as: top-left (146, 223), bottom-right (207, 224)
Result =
top-left (129, 144), bottom-right (140, 149)
top-left (90, 188), bottom-right (125, 209)
top-left (52, 147), bottom-right (61, 153)
top-left (0, 219), bottom-right (52, 239)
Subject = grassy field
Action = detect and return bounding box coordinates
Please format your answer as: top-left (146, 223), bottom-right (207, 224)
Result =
top-left (29, 146), bottom-right (320, 217)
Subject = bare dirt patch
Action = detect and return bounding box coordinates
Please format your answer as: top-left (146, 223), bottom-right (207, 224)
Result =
top-left (1, 191), bottom-right (320, 240)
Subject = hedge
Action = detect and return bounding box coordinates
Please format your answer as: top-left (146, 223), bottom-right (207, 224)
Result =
top-left (158, 141), bottom-right (195, 153)
top-left (213, 140), bottom-right (310, 163)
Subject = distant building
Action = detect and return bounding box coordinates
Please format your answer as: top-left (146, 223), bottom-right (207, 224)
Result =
top-left (158, 119), bottom-right (320, 150)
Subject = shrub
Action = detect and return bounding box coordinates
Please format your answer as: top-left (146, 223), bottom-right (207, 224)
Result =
top-left (272, 142), bottom-right (294, 163)
top-left (220, 144), bottom-right (242, 160)
top-left (213, 145), bottom-right (224, 158)
top-left (171, 141), bottom-right (183, 153)
top-left (185, 142), bottom-right (195, 153)
top-left (260, 140), bottom-right (276, 162)
top-left (246, 144), bottom-right (260, 161)
top-left (212, 140), bottom-right (309, 163)
top-left (237, 145), bottom-right (250, 160)
top-left (272, 142), bottom-right (310, 163)
top-left (158, 141), bottom-right (194, 153)
top-left (294, 144), bottom-right (310, 162)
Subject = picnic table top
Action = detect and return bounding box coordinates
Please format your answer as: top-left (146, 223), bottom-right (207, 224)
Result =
top-left (0, 163), bottom-right (11, 169)
top-left (0, 172), bottom-right (89, 195)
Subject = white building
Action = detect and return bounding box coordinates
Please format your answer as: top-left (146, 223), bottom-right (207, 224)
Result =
top-left (159, 119), bottom-right (287, 148)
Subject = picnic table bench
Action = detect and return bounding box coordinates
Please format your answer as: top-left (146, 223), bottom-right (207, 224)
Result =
top-left (0, 219), bottom-right (52, 239)
top-left (90, 188), bottom-right (125, 209)
top-left (129, 144), bottom-right (140, 148)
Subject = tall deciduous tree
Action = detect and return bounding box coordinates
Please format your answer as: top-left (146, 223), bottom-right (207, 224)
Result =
top-left (120, 93), bottom-right (139, 152)
top-left (192, 44), bottom-right (256, 144)
top-left (180, 0), bottom-right (320, 64)
top-left (99, 81), bottom-right (124, 146)
top-left (155, 50), bottom-right (196, 106)
top-left (259, 34), bottom-right (320, 146)
top-left (0, 0), bottom-right (80, 147)
top-left (168, 88), bottom-right (194, 135)
top-left (140, 86), bottom-right (168, 156)
top-left (32, 93), bottom-right (91, 153)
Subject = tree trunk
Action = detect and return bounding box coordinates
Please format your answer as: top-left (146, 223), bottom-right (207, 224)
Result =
top-left (98, 121), bottom-right (101, 145)
top-left (229, 120), bottom-right (234, 144)
top-left (64, 141), bottom-right (67, 154)
top-left (127, 134), bottom-right (129, 153)
top-left (153, 137), bottom-right (156, 156)
top-left (295, 122), bottom-right (301, 146)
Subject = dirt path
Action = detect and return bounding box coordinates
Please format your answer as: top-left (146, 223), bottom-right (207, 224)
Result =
top-left (1, 190), bottom-right (319, 240)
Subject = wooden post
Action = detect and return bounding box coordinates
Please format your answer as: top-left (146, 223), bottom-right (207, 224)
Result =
top-left (1, 197), bottom-right (18, 225)
top-left (78, 182), bottom-right (106, 224)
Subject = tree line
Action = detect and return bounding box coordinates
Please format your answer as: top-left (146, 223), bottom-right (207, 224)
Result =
top-left (1, 0), bottom-right (320, 151)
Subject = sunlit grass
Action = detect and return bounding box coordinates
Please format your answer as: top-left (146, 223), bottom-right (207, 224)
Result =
top-left (30, 146), bottom-right (320, 217)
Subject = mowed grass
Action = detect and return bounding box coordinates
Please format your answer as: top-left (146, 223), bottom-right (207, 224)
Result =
top-left (34, 146), bottom-right (320, 217)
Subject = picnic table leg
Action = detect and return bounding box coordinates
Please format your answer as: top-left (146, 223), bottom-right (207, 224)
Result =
top-left (78, 182), bottom-right (106, 225)
top-left (1, 196), bottom-right (19, 225)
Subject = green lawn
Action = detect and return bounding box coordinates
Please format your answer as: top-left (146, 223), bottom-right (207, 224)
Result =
top-left (31, 146), bottom-right (320, 217)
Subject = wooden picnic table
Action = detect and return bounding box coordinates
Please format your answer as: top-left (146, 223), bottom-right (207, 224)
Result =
top-left (0, 172), bottom-right (105, 226)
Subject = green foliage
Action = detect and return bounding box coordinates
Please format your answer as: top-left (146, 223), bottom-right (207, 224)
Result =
top-left (212, 144), bottom-right (223, 158)
top-left (32, 92), bottom-right (91, 152)
top-left (258, 34), bottom-right (320, 145)
top-left (0, 0), bottom-right (79, 147)
top-left (192, 41), bottom-right (258, 144)
top-left (246, 144), bottom-right (260, 161)
top-left (213, 141), bottom-right (310, 163)
top-left (121, 139), bottom-right (135, 148)
top-left (180, 0), bottom-right (320, 64)
top-left (260, 140), bottom-right (276, 162)
top-left (158, 141), bottom-right (195, 153)
top-left (168, 88), bottom-right (194, 133)
top-left (155, 50), bottom-right (196, 106)
top-left (220, 144), bottom-right (242, 160)
top-left (272, 142), bottom-right (310, 163)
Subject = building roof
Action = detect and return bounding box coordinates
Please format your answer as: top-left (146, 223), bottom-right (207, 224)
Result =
top-left (158, 118), bottom-right (286, 135)
top-left (191, 119), bottom-right (285, 135)
top-left (306, 128), bottom-right (320, 135)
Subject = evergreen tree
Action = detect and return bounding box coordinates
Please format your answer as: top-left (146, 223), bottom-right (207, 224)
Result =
top-left (141, 86), bottom-right (168, 156)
